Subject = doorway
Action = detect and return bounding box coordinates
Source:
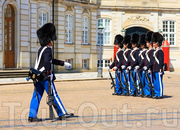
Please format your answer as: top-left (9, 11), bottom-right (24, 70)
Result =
top-left (4, 4), bottom-right (15, 68)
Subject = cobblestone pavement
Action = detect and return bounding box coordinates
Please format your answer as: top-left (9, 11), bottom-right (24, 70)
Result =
top-left (0, 72), bottom-right (179, 129)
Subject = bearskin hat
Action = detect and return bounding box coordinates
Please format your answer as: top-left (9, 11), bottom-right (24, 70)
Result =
top-left (37, 23), bottom-right (57, 46)
top-left (114, 34), bottom-right (124, 48)
top-left (122, 35), bottom-right (131, 48)
top-left (145, 31), bottom-right (154, 43)
top-left (138, 34), bottom-right (147, 48)
top-left (151, 32), bottom-right (164, 46)
top-left (131, 33), bottom-right (139, 45)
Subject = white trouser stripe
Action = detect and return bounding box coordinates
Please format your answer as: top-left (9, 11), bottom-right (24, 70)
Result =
top-left (51, 82), bottom-right (66, 114)
top-left (159, 73), bottom-right (163, 97)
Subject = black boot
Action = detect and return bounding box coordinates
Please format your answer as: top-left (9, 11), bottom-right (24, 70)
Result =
top-left (112, 93), bottom-right (118, 95)
top-left (28, 117), bottom-right (42, 122)
top-left (59, 113), bottom-right (74, 120)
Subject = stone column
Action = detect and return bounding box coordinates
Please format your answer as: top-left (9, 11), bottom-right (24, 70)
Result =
top-left (89, 8), bottom-right (97, 71)
top-left (74, 6), bottom-right (83, 70)
top-left (0, 1), bottom-right (3, 68)
top-left (20, 0), bottom-right (30, 69)
top-left (29, 1), bottom-right (37, 68)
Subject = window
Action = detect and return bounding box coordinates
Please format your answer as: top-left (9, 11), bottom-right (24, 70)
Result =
top-left (163, 21), bottom-right (175, 45)
top-left (82, 59), bottom-right (89, 69)
top-left (65, 15), bottom-right (73, 43)
top-left (82, 17), bottom-right (89, 44)
top-left (65, 59), bottom-right (73, 69)
top-left (97, 19), bottom-right (111, 45)
top-left (39, 11), bottom-right (47, 27)
top-left (97, 60), bottom-right (111, 68)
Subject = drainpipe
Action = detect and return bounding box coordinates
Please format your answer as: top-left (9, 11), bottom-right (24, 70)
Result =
top-left (28, 1), bottom-right (31, 68)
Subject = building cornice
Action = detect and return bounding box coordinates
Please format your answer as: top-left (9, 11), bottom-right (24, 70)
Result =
top-left (61, 0), bottom-right (98, 9)
top-left (99, 5), bottom-right (180, 12)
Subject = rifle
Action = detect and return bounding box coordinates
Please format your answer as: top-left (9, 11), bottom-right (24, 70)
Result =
top-left (122, 70), bottom-right (130, 96)
top-left (108, 70), bottom-right (116, 93)
top-left (130, 71), bottom-right (139, 96)
top-left (136, 71), bottom-right (144, 97)
top-left (145, 70), bottom-right (155, 97)
top-left (26, 68), bottom-right (42, 103)
top-left (115, 70), bottom-right (124, 94)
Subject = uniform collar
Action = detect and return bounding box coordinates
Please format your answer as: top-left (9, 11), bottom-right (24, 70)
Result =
top-left (133, 47), bottom-right (139, 50)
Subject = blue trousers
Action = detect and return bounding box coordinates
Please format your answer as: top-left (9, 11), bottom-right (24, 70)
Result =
top-left (115, 71), bottom-right (122, 94)
top-left (152, 72), bottom-right (163, 97)
top-left (121, 70), bottom-right (130, 94)
top-left (144, 72), bottom-right (152, 96)
top-left (29, 80), bottom-right (67, 118)
top-left (129, 70), bottom-right (139, 95)
top-left (138, 71), bottom-right (145, 95)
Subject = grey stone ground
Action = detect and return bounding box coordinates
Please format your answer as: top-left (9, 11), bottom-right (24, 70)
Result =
top-left (0, 71), bottom-right (179, 129)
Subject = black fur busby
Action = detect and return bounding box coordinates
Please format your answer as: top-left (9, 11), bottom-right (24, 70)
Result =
top-left (131, 33), bottom-right (139, 45)
top-left (122, 35), bottom-right (131, 48)
top-left (145, 31), bottom-right (154, 43)
top-left (151, 32), bottom-right (164, 46)
top-left (37, 23), bottom-right (57, 46)
top-left (138, 34), bottom-right (147, 48)
top-left (114, 34), bottom-right (124, 48)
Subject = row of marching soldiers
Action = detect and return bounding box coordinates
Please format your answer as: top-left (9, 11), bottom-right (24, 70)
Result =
top-left (108, 31), bottom-right (166, 99)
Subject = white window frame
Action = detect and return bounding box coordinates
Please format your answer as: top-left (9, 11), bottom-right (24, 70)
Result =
top-left (65, 14), bottom-right (73, 44)
top-left (82, 16), bottom-right (89, 45)
top-left (65, 59), bottom-right (73, 69)
top-left (97, 59), bottom-right (112, 68)
top-left (162, 20), bottom-right (176, 46)
top-left (82, 59), bottom-right (89, 69)
top-left (97, 19), bottom-right (111, 45)
top-left (39, 11), bottom-right (47, 28)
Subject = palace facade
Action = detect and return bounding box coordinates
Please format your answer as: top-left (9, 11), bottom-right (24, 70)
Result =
top-left (0, 0), bottom-right (180, 72)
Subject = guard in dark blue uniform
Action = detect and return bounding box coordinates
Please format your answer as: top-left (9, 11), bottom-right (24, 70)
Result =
top-left (108, 34), bottom-right (124, 95)
top-left (127, 33), bottom-right (140, 96)
top-left (28, 23), bottom-right (73, 122)
top-left (121, 35), bottom-right (131, 96)
top-left (135, 34), bottom-right (148, 96)
top-left (151, 32), bottom-right (164, 99)
top-left (142, 31), bottom-right (154, 98)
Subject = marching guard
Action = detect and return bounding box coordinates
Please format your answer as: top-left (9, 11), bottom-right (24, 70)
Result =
top-left (127, 33), bottom-right (140, 96)
top-left (108, 34), bottom-right (124, 95)
top-left (151, 32), bottom-right (164, 99)
top-left (121, 35), bottom-right (132, 96)
top-left (28, 23), bottom-right (73, 122)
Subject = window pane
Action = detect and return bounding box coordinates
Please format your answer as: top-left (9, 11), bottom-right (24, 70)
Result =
top-left (85, 31), bottom-right (88, 43)
top-left (82, 31), bottom-right (84, 43)
top-left (69, 15), bottom-right (72, 28)
top-left (65, 29), bottom-right (69, 42)
top-left (39, 12), bottom-right (42, 27)
top-left (69, 29), bottom-right (72, 43)
top-left (85, 17), bottom-right (88, 29)
top-left (65, 15), bottom-right (68, 27)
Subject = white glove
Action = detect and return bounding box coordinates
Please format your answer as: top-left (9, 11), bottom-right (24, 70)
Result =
top-left (64, 62), bottom-right (72, 67)
top-left (159, 72), bottom-right (163, 75)
top-left (121, 65), bottom-right (126, 70)
top-left (127, 66), bottom-right (132, 70)
top-left (135, 66), bottom-right (140, 70)
top-left (114, 66), bottom-right (118, 71)
top-left (148, 69), bottom-right (151, 73)
top-left (126, 69), bottom-right (129, 73)
top-left (143, 66), bottom-right (148, 71)
top-left (107, 66), bottom-right (110, 71)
